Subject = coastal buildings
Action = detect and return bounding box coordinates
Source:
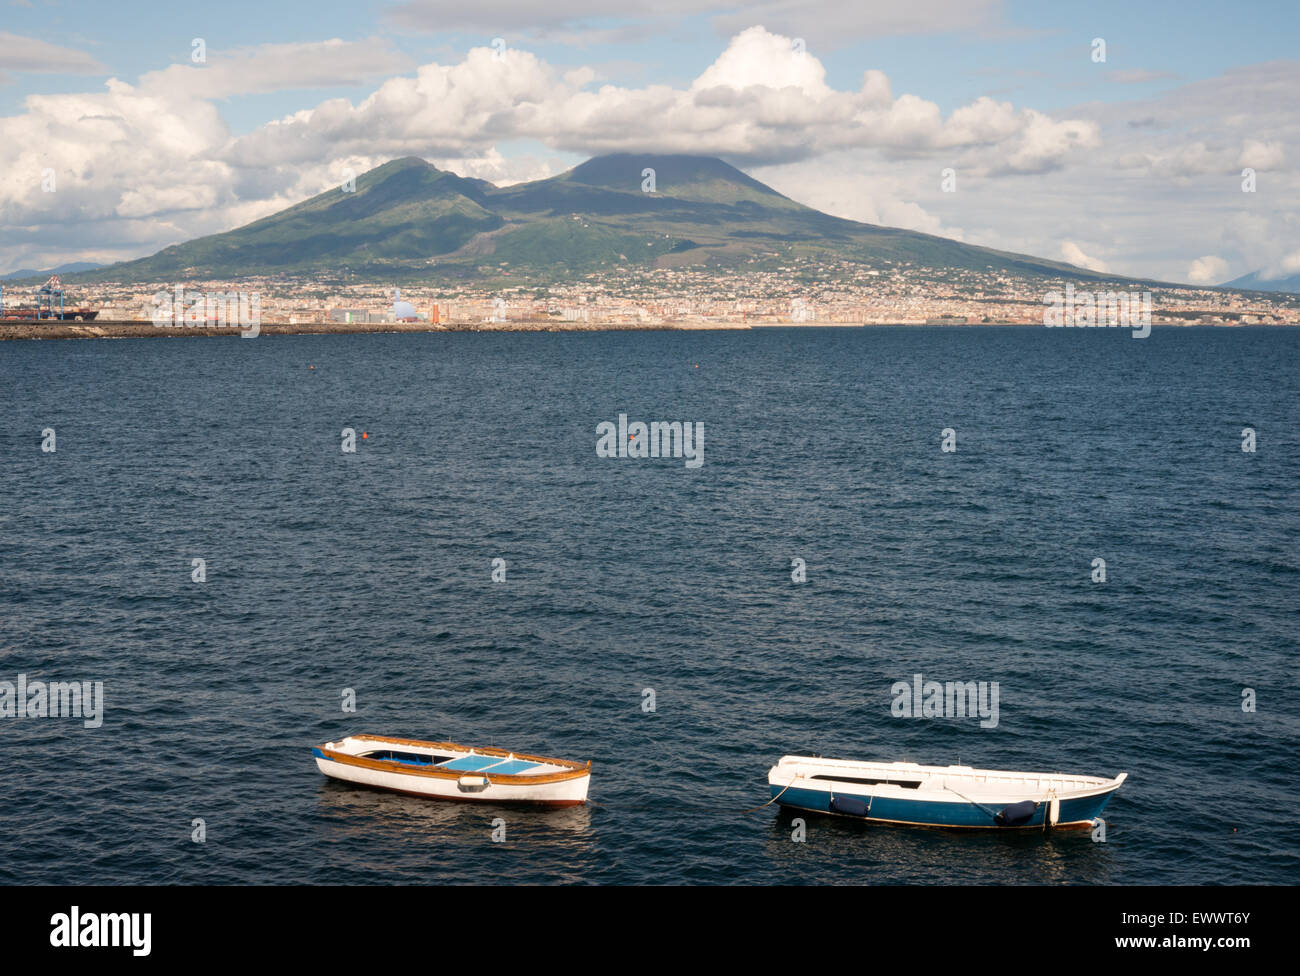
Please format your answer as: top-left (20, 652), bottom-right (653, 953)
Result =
top-left (31, 259), bottom-right (1300, 328)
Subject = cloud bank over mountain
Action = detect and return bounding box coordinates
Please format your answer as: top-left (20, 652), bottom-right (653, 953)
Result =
top-left (0, 19), bottom-right (1295, 284)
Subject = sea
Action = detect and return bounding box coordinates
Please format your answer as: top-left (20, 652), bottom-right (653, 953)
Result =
top-left (1, 325), bottom-right (1296, 885)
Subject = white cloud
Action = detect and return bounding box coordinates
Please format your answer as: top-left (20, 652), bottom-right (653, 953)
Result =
top-left (752, 153), bottom-right (964, 240)
top-left (1061, 241), bottom-right (1108, 273)
top-left (692, 28), bottom-right (830, 96)
top-left (384, 0), bottom-right (1007, 48)
top-left (1259, 250), bottom-right (1300, 279)
top-left (941, 97), bottom-right (1022, 147)
top-left (710, 1), bottom-right (1005, 44)
top-left (1238, 139), bottom-right (1284, 171)
top-left (2, 26), bottom-right (1298, 284)
top-left (137, 38), bottom-right (412, 100)
top-left (998, 111), bottom-right (1100, 174)
top-left (0, 31), bottom-right (105, 76)
top-left (1187, 255), bottom-right (1229, 283)
top-left (1108, 69), bottom-right (1179, 84)
top-left (1114, 140), bottom-right (1230, 178)
top-left (215, 27), bottom-right (1093, 171)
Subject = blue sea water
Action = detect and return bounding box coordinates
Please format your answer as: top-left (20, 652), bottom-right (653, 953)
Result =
top-left (0, 325), bottom-right (1296, 885)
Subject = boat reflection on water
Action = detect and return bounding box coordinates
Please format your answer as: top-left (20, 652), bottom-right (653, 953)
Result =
top-left (315, 775), bottom-right (595, 851)
top-left (761, 807), bottom-right (1118, 885)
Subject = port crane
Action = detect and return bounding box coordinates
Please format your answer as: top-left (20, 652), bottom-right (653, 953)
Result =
top-left (37, 275), bottom-right (64, 320)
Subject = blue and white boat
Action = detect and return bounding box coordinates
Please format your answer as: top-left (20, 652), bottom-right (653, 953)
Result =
top-left (767, 755), bottom-right (1126, 829)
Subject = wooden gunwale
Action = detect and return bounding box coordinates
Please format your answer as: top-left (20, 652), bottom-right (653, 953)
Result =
top-left (320, 734), bottom-right (591, 785)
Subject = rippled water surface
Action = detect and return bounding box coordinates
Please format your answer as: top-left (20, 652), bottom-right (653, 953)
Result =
top-left (1, 326), bottom-right (1296, 884)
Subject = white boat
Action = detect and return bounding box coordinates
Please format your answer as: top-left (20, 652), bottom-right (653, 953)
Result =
top-left (767, 755), bottom-right (1126, 829)
top-left (314, 734), bottom-right (591, 806)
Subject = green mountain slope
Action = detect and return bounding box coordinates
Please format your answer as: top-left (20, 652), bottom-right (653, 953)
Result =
top-left (91, 158), bottom-right (502, 280)
top-left (71, 153), bottom-right (1124, 285)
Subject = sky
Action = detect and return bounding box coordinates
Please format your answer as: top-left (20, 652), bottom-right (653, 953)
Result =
top-left (1, 0), bottom-right (1297, 284)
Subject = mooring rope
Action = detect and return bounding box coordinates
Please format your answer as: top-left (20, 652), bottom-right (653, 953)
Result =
top-left (739, 776), bottom-right (799, 814)
top-left (582, 780), bottom-right (798, 815)
top-left (941, 782), bottom-right (1002, 820)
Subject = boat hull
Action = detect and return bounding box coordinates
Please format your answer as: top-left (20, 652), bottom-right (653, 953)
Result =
top-left (772, 784), bottom-right (1116, 829)
top-left (314, 736), bottom-right (590, 806)
top-left (768, 756), bottom-right (1124, 830)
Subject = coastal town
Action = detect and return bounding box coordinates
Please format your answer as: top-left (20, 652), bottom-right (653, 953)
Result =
top-left (4, 256), bottom-right (1298, 332)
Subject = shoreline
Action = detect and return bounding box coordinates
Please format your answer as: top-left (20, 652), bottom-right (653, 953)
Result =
top-left (1, 319), bottom-right (755, 340)
top-left (0, 318), bottom-right (1275, 341)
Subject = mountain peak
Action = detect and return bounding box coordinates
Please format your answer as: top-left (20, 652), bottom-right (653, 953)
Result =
top-left (562, 152), bottom-right (797, 207)
top-left (65, 150), bottom-right (1112, 284)
top-left (1223, 269), bottom-right (1300, 295)
top-left (377, 155), bottom-right (434, 170)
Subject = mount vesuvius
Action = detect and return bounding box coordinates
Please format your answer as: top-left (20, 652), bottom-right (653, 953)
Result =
top-left (72, 154), bottom-right (1117, 286)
